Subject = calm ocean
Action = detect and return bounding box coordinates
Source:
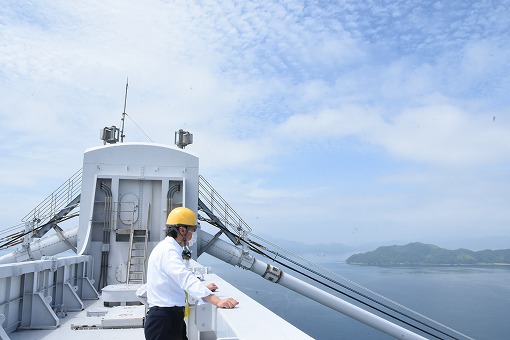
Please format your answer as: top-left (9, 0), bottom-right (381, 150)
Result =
top-left (200, 254), bottom-right (510, 340)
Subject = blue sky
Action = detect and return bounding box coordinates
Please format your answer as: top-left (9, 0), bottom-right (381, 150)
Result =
top-left (1, 1), bottom-right (509, 249)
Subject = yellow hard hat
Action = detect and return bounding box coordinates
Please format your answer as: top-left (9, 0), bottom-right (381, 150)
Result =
top-left (166, 207), bottom-right (197, 226)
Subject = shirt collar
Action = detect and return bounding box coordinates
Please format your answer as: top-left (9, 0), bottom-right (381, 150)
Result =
top-left (166, 236), bottom-right (184, 250)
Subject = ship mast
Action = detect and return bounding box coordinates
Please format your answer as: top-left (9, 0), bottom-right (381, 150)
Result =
top-left (120, 78), bottom-right (128, 143)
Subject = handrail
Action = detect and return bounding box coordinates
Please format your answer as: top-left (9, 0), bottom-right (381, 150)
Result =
top-left (22, 169), bottom-right (82, 225)
top-left (0, 169), bottom-right (83, 250)
top-left (198, 175), bottom-right (252, 237)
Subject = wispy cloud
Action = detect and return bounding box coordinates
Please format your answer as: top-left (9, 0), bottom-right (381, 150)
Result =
top-left (1, 0), bottom-right (509, 246)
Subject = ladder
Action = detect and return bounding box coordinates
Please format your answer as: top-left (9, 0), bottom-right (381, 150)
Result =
top-left (126, 228), bottom-right (148, 284)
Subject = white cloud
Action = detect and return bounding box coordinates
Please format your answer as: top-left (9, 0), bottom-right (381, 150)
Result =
top-left (273, 101), bottom-right (510, 167)
top-left (381, 105), bottom-right (510, 165)
top-left (1, 1), bottom-right (509, 248)
top-left (276, 105), bottom-right (381, 141)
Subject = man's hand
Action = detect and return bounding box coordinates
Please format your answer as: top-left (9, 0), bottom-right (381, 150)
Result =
top-left (207, 283), bottom-right (218, 292)
top-left (203, 294), bottom-right (239, 309)
top-left (216, 297), bottom-right (239, 309)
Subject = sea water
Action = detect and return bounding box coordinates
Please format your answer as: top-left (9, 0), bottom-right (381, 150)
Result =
top-left (200, 254), bottom-right (510, 340)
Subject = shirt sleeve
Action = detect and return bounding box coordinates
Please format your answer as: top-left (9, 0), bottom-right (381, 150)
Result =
top-left (161, 246), bottom-right (212, 300)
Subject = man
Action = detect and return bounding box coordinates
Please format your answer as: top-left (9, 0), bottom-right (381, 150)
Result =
top-left (145, 207), bottom-right (239, 340)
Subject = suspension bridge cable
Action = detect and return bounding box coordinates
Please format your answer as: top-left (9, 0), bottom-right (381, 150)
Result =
top-left (247, 241), bottom-right (454, 340)
top-left (247, 234), bottom-right (473, 340)
top-left (197, 212), bottom-right (470, 340)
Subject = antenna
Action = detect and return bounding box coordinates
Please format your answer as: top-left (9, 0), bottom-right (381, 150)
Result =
top-left (120, 78), bottom-right (129, 142)
top-left (175, 129), bottom-right (193, 148)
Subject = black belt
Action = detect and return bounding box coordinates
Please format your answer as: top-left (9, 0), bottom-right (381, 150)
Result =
top-left (150, 306), bottom-right (185, 312)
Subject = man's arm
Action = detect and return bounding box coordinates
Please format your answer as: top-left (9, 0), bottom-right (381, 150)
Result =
top-left (203, 294), bottom-right (239, 309)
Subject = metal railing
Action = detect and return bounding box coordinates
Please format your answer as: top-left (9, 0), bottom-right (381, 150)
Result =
top-left (0, 169), bottom-right (83, 250)
top-left (22, 169), bottom-right (82, 225)
top-left (198, 175), bottom-right (252, 237)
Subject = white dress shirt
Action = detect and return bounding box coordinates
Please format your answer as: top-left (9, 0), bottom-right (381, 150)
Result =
top-left (147, 236), bottom-right (212, 307)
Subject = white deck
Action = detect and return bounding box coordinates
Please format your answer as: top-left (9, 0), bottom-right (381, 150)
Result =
top-left (7, 265), bottom-right (313, 340)
top-left (9, 298), bottom-right (145, 340)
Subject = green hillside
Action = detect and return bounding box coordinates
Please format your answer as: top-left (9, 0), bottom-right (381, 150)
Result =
top-left (346, 242), bottom-right (510, 265)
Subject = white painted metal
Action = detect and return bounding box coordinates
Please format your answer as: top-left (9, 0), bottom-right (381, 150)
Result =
top-left (101, 305), bottom-right (145, 328)
top-left (77, 142), bottom-right (199, 254)
top-left (101, 284), bottom-right (141, 305)
top-left (77, 142), bottom-right (200, 287)
top-left (3, 258), bottom-right (312, 340)
top-left (0, 255), bottom-right (98, 337)
top-left (0, 226), bottom-right (78, 265)
top-left (186, 265), bottom-right (314, 340)
top-left (0, 314), bottom-right (10, 340)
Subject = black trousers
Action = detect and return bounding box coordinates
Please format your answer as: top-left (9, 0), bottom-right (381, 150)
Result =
top-left (144, 307), bottom-right (188, 340)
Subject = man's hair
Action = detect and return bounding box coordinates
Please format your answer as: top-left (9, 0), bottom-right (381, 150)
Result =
top-left (166, 227), bottom-right (178, 238)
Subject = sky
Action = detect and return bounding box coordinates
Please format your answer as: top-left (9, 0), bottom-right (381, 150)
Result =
top-left (1, 0), bottom-right (509, 250)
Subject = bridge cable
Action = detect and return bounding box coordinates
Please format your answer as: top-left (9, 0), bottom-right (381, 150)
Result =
top-left (246, 241), bottom-right (453, 340)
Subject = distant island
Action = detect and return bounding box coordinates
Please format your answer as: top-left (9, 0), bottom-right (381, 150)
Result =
top-left (346, 242), bottom-right (510, 266)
